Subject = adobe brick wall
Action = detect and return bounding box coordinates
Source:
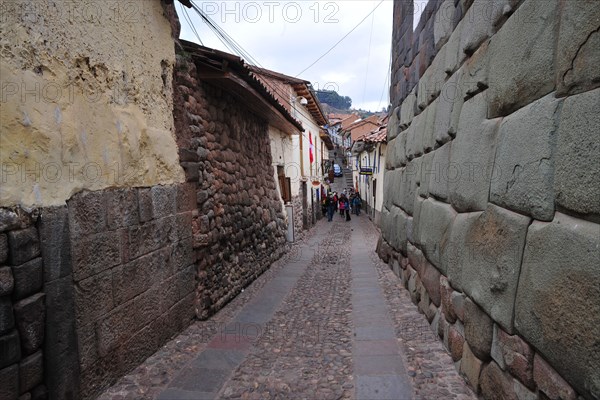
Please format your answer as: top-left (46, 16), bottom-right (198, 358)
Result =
top-left (381, 0), bottom-right (599, 399)
top-left (173, 55), bottom-right (288, 320)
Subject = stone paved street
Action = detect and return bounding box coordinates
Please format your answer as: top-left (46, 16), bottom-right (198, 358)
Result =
top-left (99, 215), bottom-right (476, 400)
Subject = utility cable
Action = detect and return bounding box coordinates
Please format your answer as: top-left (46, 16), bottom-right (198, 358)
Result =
top-left (377, 44), bottom-right (392, 111)
top-left (361, 9), bottom-right (376, 106)
top-left (295, 0), bottom-right (385, 77)
top-left (180, 3), bottom-right (203, 45)
top-left (183, 1), bottom-right (330, 141)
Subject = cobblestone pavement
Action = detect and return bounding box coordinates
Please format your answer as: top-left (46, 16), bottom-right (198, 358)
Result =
top-left (99, 215), bottom-right (476, 400)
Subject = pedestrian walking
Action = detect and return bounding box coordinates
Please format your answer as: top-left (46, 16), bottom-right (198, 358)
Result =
top-left (353, 194), bottom-right (362, 216)
top-left (326, 195), bottom-right (335, 222)
top-left (339, 195), bottom-right (346, 217)
top-left (344, 197), bottom-right (351, 221)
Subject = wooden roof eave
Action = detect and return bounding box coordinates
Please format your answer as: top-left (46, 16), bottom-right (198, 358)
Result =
top-left (195, 62), bottom-right (303, 135)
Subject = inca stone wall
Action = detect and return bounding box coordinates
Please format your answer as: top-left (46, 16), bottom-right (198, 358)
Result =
top-left (69, 185), bottom-right (196, 398)
top-left (173, 55), bottom-right (288, 320)
top-left (0, 209), bottom-right (48, 400)
top-left (0, 184), bottom-right (197, 400)
top-left (380, 0), bottom-right (599, 399)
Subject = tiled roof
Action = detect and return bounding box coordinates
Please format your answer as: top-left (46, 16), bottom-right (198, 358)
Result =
top-left (356, 124), bottom-right (387, 143)
top-left (248, 65), bottom-right (328, 126)
top-left (180, 40), bottom-right (304, 133)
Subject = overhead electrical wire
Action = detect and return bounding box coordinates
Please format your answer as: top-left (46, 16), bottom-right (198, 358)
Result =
top-left (295, 0), bottom-right (385, 78)
top-left (361, 9), bottom-right (376, 106)
top-left (182, 1), bottom-right (335, 143)
top-left (377, 45), bottom-right (392, 111)
top-left (180, 2), bottom-right (203, 45)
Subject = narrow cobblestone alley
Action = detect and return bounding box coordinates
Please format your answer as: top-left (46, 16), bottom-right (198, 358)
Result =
top-left (98, 214), bottom-right (475, 400)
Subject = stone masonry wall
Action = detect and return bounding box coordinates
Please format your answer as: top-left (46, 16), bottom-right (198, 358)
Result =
top-left (1, 209), bottom-right (48, 400)
top-left (0, 183), bottom-right (197, 400)
top-left (380, 1), bottom-right (599, 399)
top-left (70, 185), bottom-right (196, 398)
top-left (173, 55), bottom-right (288, 320)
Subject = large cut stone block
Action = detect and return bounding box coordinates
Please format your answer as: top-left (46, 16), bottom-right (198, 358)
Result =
top-left (418, 198), bottom-right (456, 273)
top-left (106, 188), bottom-right (140, 230)
top-left (381, 205), bottom-right (408, 255)
top-left (386, 133), bottom-right (407, 170)
top-left (460, 38), bottom-right (490, 99)
top-left (554, 88), bottom-right (600, 216)
top-left (515, 213), bottom-right (600, 399)
top-left (418, 152), bottom-right (434, 198)
top-left (490, 93), bottom-right (562, 221)
top-left (0, 296), bottom-right (14, 335)
top-left (0, 364), bottom-right (19, 400)
top-left (533, 354), bottom-right (577, 400)
top-left (460, 0), bottom-right (507, 55)
top-left (14, 293), bottom-right (45, 356)
top-left (112, 248), bottom-right (170, 306)
top-left (405, 115), bottom-right (423, 160)
top-left (11, 258), bottom-right (43, 301)
top-left (74, 269), bottom-right (114, 328)
top-left (428, 141), bottom-right (451, 201)
top-left (44, 275), bottom-right (81, 400)
top-left (71, 231), bottom-right (121, 281)
top-left (0, 330), bottom-right (20, 369)
top-left (423, 98), bottom-right (439, 153)
top-left (491, 324), bottom-right (534, 389)
top-left (0, 234), bottom-right (7, 264)
top-left (68, 190), bottom-right (107, 237)
top-left (19, 350), bottom-right (43, 393)
top-left (38, 206), bottom-right (72, 283)
top-left (434, 0), bottom-right (455, 50)
top-left (151, 185), bottom-right (177, 219)
top-left (444, 211), bottom-right (482, 293)
top-left (556, 0), bottom-right (600, 96)
top-left (464, 297), bottom-right (493, 361)
top-left (420, 259), bottom-right (442, 306)
top-left (480, 361), bottom-right (520, 400)
top-left (0, 267), bottom-right (13, 297)
top-left (400, 89), bottom-right (417, 128)
top-left (386, 169), bottom-right (403, 211)
top-left (460, 342), bottom-right (483, 391)
top-left (387, 106), bottom-right (401, 141)
top-left (7, 227), bottom-right (40, 266)
top-left (434, 69), bottom-right (463, 146)
top-left (411, 196), bottom-right (425, 247)
top-left (450, 204), bottom-right (530, 332)
top-left (398, 163), bottom-right (419, 216)
top-left (449, 94), bottom-right (501, 212)
top-left (444, 18), bottom-right (466, 76)
top-left (487, 0), bottom-right (560, 117)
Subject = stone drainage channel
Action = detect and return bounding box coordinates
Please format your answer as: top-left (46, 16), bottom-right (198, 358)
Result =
top-left (99, 217), bottom-right (475, 400)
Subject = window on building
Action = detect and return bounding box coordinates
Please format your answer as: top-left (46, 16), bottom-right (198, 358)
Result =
top-left (277, 166), bottom-right (292, 203)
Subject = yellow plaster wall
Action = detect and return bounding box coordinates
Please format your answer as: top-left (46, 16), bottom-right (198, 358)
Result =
top-left (0, 0), bottom-right (184, 207)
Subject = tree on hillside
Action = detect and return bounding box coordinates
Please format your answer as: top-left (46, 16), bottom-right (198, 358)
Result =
top-left (315, 90), bottom-right (352, 110)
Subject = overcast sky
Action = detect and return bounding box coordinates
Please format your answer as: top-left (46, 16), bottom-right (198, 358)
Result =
top-left (177, 1), bottom-right (427, 112)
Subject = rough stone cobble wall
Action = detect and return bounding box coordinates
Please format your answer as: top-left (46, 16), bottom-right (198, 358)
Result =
top-left (69, 185), bottom-right (196, 399)
top-left (381, 0), bottom-right (599, 399)
top-left (173, 56), bottom-right (288, 320)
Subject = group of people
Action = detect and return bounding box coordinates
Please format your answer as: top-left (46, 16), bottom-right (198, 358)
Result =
top-left (321, 190), bottom-right (362, 222)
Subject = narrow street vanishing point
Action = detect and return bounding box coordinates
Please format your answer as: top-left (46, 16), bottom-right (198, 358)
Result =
top-left (99, 214), bottom-right (475, 400)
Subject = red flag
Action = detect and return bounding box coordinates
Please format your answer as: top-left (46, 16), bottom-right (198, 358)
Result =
top-left (309, 134), bottom-right (314, 164)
